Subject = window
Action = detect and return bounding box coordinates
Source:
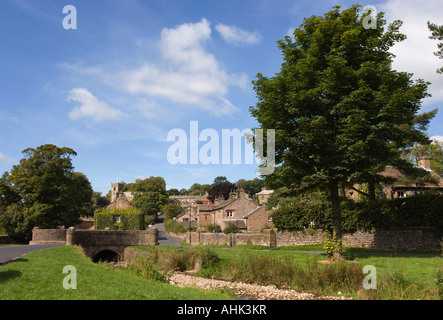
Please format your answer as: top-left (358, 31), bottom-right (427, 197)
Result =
top-left (183, 218), bottom-right (189, 222)
top-left (397, 191), bottom-right (406, 198)
top-left (114, 215), bottom-right (121, 223)
top-left (226, 210), bottom-right (234, 217)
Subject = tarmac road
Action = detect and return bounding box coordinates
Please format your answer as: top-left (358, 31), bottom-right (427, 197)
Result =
top-left (0, 243), bottom-right (65, 266)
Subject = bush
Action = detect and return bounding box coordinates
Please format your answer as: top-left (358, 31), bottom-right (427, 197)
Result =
top-left (164, 217), bottom-right (187, 234)
top-left (206, 224), bottom-right (221, 232)
top-left (223, 223), bottom-right (240, 234)
top-left (163, 249), bottom-right (200, 272)
top-left (125, 253), bottom-right (166, 282)
top-left (201, 248), bottom-right (220, 268)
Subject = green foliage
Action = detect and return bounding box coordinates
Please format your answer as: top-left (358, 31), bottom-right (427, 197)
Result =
top-left (0, 144), bottom-right (94, 242)
top-left (125, 252), bottom-right (166, 282)
top-left (201, 248), bottom-right (220, 269)
top-left (164, 217), bottom-right (187, 234)
top-left (132, 191), bottom-right (170, 216)
top-left (436, 267), bottom-right (443, 300)
top-left (249, 4), bottom-right (435, 251)
top-left (123, 176), bottom-right (171, 216)
top-left (223, 223), bottom-right (241, 234)
top-left (206, 224), bottom-right (221, 232)
top-left (402, 140), bottom-right (443, 177)
top-left (236, 178), bottom-right (265, 196)
top-left (94, 207), bottom-right (144, 230)
top-left (428, 21), bottom-right (443, 74)
top-left (161, 202), bottom-right (183, 219)
top-left (272, 192), bottom-right (443, 232)
top-left (323, 231), bottom-right (342, 259)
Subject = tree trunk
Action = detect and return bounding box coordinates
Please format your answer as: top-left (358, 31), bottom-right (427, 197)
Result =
top-left (368, 180), bottom-right (376, 201)
top-left (329, 181), bottom-right (343, 260)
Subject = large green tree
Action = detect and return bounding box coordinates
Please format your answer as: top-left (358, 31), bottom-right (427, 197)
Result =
top-left (250, 5), bottom-right (435, 258)
top-left (126, 176), bottom-right (171, 216)
top-left (428, 21), bottom-right (443, 74)
top-left (0, 144), bottom-right (93, 242)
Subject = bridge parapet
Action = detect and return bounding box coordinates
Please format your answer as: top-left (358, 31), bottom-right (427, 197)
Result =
top-left (31, 227), bottom-right (158, 261)
top-left (71, 229), bottom-right (159, 247)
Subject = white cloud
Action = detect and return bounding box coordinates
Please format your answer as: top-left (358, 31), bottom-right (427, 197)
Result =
top-left (0, 152), bottom-right (15, 164)
top-left (135, 99), bottom-right (156, 119)
top-left (121, 18), bottom-right (243, 117)
top-left (431, 135), bottom-right (443, 143)
top-left (67, 88), bottom-right (127, 121)
top-left (215, 23), bottom-right (261, 45)
top-left (379, 0), bottom-right (443, 107)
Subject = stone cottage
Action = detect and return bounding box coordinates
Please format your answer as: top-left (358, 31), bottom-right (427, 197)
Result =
top-left (196, 187), bottom-right (273, 232)
top-left (346, 155), bottom-right (443, 201)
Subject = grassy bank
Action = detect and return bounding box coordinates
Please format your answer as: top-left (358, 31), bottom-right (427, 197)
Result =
top-left (0, 246), bottom-right (231, 300)
top-left (132, 245), bottom-right (443, 300)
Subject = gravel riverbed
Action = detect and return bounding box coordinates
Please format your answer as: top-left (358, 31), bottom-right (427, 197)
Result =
top-left (167, 272), bottom-right (351, 300)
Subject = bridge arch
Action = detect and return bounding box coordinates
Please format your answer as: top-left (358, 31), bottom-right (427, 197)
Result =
top-left (92, 249), bottom-right (120, 263)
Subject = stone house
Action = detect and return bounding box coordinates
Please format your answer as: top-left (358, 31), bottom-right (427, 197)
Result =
top-left (175, 206), bottom-right (198, 228)
top-left (255, 187), bottom-right (274, 204)
top-left (196, 188), bottom-right (273, 232)
top-left (346, 155), bottom-right (443, 201)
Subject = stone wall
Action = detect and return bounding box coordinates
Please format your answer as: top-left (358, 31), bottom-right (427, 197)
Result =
top-left (184, 227), bottom-right (442, 251)
top-left (29, 228), bottom-right (67, 244)
top-left (342, 227), bottom-right (442, 251)
top-left (71, 229), bottom-right (158, 247)
top-left (185, 229), bottom-right (276, 247)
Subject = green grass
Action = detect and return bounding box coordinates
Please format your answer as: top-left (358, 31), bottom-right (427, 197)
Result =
top-left (133, 245), bottom-right (443, 300)
top-left (0, 246), bottom-right (232, 300)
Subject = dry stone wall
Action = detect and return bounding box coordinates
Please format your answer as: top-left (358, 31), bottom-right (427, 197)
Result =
top-left (184, 227), bottom-right (442, 251)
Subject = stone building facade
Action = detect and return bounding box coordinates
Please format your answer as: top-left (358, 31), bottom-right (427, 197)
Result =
top-left (196, 188), bottom-right (273, 232)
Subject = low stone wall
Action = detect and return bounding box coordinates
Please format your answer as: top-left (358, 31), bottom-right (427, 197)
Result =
top-left (184, 227), bottom-right (442, 251)
top-left (276, 230), bottom-right (324, 246)
top-left (71, 229), bottom-right (158, 247)
top-left (185, 229), bottom-right (276, 247)
top-left (29, 228), bottom-right (67, 244)
top-left (342, 227), bottom-right (442, 251)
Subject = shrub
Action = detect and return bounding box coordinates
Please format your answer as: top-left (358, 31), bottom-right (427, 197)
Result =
top-left (201, 248), bottom-right (220, 268)
top-left (207, 224), bottom-right (221, 232)
top-left (163, 249), bottom-right (200, 272)
top-left (223, 223), bottom-right (240, 234)
top-left (125, 253), bottom-right (165, 282)
top-left (164, 218), bottom-right (187, 234)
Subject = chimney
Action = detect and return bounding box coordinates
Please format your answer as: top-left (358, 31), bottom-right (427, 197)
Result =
top-left (418, 154), bottom-right (431, 170)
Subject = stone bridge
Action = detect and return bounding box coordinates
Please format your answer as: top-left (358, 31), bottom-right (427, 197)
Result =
top-left (31, 227), bottom-right (158, 262)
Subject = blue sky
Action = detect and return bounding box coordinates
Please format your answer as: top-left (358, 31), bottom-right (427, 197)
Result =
top-left (1, 0), bottom-right (443, 195)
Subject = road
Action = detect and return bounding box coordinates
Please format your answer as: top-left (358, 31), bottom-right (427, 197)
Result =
top-left (0, 243), bottom-right (65, 266)
top-left (155, 215), bottom-right (185, 246)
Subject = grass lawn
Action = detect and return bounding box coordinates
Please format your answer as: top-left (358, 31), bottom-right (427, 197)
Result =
top-left (0, 246), bottom-right (232, 300)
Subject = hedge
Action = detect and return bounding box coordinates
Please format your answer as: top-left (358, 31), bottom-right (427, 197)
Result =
top-left (94, 207), bottom-right (145, 230)
top-left (271, 192), bottom-right (443, 232)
